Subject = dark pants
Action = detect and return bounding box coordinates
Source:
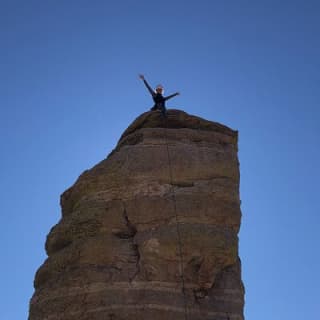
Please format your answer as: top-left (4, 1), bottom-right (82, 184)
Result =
top-left (151, 104), bottom-right (167, 117)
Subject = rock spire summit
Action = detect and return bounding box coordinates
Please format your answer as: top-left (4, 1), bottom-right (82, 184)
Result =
top-left (30, 109), bottom-right (244, 320)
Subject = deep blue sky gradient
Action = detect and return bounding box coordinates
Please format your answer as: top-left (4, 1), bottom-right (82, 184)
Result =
top-left (1, 1), bottom-right (319, 319)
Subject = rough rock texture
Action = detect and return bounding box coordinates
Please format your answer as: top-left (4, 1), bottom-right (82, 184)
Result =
top-left (29, 109), bottom-right (244, 320)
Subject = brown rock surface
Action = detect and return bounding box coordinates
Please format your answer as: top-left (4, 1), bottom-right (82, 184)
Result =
top-left (29, 109), bottom-right (244, 320)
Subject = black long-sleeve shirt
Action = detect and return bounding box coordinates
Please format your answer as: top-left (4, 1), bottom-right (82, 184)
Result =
top-left (142, 79), bottom-right (179, 109)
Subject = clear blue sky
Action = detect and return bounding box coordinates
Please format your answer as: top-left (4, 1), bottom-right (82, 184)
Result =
top-left (1, 1), bottom-right (319, 319)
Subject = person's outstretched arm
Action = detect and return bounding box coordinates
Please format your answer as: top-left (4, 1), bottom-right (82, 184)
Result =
top-left (164, 92), bottom-right (180, 101)
top-left (139, 74), bottom-right (155, 97)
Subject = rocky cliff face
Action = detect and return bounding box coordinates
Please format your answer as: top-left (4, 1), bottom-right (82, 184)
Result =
top-left (29, 110), bottom-right (244, 320)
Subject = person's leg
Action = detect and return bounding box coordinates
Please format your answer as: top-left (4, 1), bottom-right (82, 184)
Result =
top-left (160, 106), bottom-right (167, 118)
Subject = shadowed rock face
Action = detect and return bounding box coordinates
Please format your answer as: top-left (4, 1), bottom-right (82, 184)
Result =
top-left (29, 110), bottom-right (244, 320)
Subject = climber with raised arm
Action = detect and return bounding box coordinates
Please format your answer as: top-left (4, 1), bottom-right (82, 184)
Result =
top-left (139, 74), bottom-right (180, 117)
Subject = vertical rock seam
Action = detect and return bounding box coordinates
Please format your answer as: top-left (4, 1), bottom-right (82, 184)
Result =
top-left (29, 109), bottom-right (245, 320)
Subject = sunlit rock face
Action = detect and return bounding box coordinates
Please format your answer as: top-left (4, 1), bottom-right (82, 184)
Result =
top-left (29, 110), bottom-right (244, 320)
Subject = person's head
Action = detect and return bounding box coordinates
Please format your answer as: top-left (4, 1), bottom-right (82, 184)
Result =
top-left (155, 84), bottom-right (164, 94)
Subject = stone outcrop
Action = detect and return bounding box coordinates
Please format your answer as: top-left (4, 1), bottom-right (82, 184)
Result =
top-left (29, 109), bottom-right (244, 320)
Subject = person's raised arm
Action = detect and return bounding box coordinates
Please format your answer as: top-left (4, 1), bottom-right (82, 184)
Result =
top-left (139, 74), bottom-right (155, 97)
top-left (164, 92), bottom-right (180, 101)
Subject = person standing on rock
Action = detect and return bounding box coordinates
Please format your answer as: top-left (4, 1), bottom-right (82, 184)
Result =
top-left (139, 74), bottom-right (180, 117)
